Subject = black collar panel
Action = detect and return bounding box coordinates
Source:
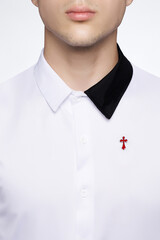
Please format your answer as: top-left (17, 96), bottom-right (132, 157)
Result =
top-left (84, 44), bottom-right (133, 119)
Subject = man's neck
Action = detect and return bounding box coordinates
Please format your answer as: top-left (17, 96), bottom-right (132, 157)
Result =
top-left (43, 28), bottom-right (119, 91)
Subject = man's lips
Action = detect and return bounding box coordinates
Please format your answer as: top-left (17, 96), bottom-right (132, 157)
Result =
top-left (65, 6), bottom-right (96, 21)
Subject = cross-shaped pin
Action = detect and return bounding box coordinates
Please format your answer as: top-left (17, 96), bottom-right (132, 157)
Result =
top-left (120, 136), bottom-right (128, 150)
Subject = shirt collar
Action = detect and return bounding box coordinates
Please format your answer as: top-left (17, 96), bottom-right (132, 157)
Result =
top-left (84, 44), bottom-right (133, 119)
top-left (34, 49), bottom-right (75, 112)
top-left (34, 43), bottom-right (133, 119)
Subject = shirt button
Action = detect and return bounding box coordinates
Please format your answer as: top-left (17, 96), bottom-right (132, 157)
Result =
top-left (80, 135), bottom-right (88, 144)
top-left (81, 186), bottom-right (88, 198)
top-left (71, 95), bottom-right (80, 102)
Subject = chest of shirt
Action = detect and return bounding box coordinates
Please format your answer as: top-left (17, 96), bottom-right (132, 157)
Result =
top-left (1, 92), bottom-right (160, 200)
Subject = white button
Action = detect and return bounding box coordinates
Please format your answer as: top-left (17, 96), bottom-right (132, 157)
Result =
top-left (81, 186), bottom-right (88, 198)
top-left (71, 95), bottom-right (80, 102)
top-left (80, 135), bottom-right (88, 144)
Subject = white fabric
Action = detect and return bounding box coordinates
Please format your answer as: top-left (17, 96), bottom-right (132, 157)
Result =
top-left (0, 48), bottom-right (160, 240)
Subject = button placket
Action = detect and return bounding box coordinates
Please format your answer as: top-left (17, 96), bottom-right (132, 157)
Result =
top-left (72, 97), bottom-right (95, 240)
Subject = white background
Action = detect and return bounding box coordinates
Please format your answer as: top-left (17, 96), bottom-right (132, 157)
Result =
top-left (0, 0), bottom-right (160, 83)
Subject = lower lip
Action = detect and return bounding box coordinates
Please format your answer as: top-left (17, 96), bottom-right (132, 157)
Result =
top-left (66, 12), bottom-right (95, 21)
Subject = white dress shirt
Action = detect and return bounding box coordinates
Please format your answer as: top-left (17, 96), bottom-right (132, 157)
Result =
top-left (0, 44), bottom-right (160, 240)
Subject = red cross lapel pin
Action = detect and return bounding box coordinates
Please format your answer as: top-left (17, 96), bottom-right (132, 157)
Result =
top-left (120, 136), bottom-right (128, 150)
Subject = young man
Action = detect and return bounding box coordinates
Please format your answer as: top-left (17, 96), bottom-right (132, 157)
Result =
top-left (0, 0), bottom-right (160, 239)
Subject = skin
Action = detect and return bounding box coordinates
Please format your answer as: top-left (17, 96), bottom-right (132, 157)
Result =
top-left (31, 0), bottom-right (133, 91)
